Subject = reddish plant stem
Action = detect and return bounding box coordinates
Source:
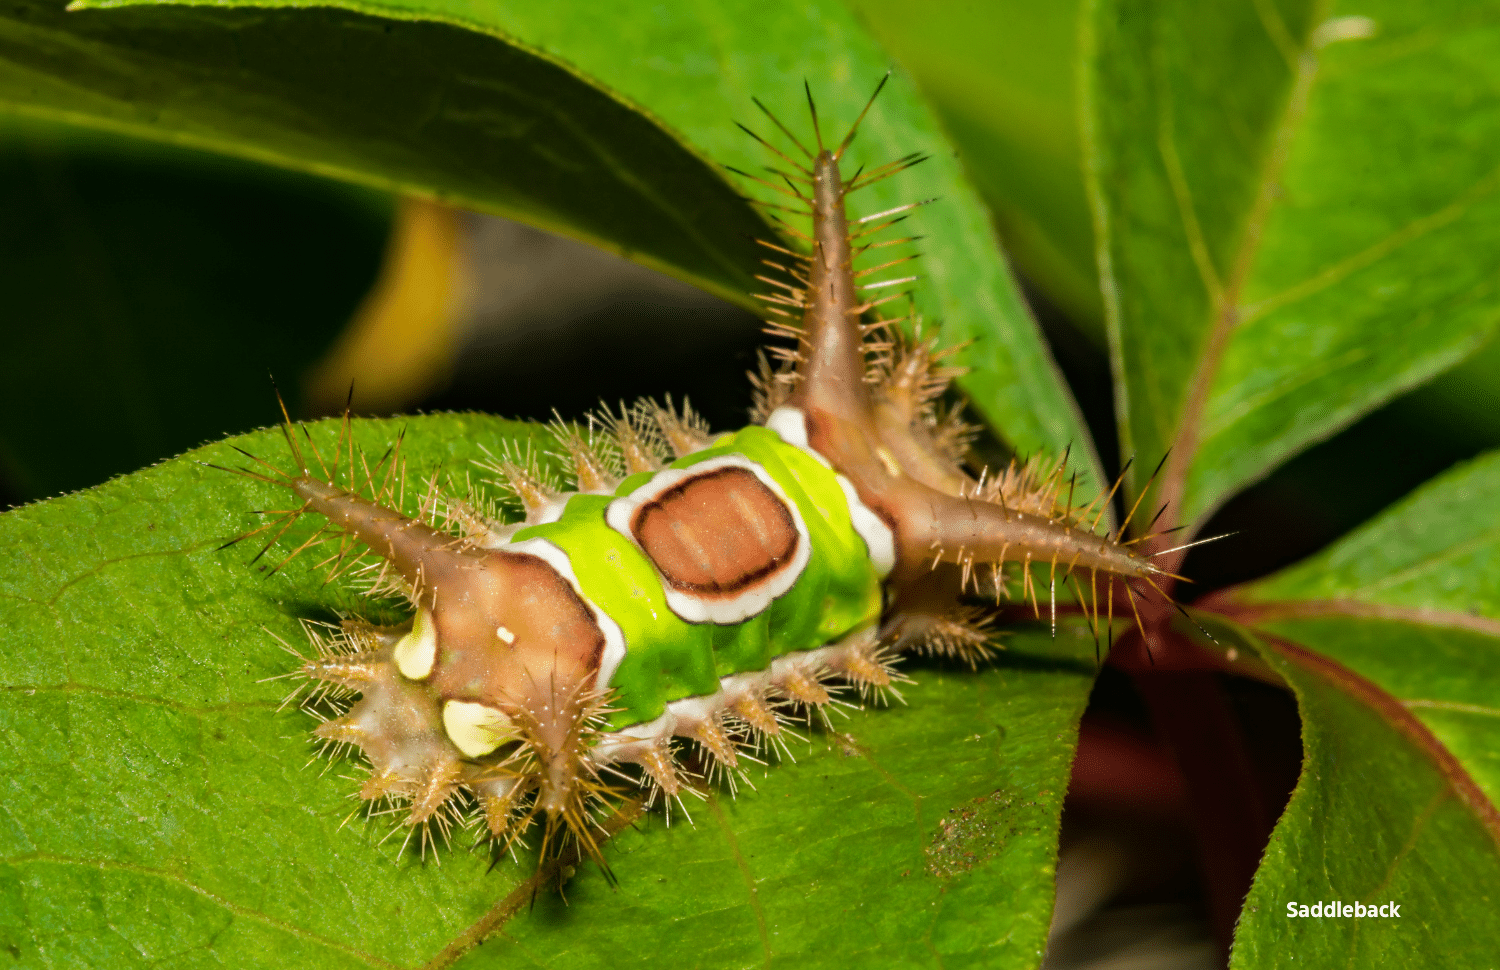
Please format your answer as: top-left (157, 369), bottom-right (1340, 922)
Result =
top-left (1202, 594), bottom-right (1500, 639)
top-left (1111, 628), bottom-right (1281, 963)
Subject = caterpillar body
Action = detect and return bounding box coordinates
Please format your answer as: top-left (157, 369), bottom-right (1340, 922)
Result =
top-left (231, 82), bottom-right (1165, 872)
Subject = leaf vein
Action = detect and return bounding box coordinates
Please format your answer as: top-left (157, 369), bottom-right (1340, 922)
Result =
top-left (706, 795), bottom-right (771, 970)
top-left (1353, 528), bottom-right (1500, 597)
top-left (1240, 162), bottom-right (1500, 325)
top-left (1403, 699), bottom-right (1500, 719)
top-left (1158, 0), bottom-right (1332, 536)
top-left (0, 682), bottom-right (280, 717)
top-left (2, 852), bottom-right (403, 970)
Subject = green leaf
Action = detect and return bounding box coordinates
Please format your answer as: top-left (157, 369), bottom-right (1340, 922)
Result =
top-left (1083, 0), bottom-right (1500, 528)
top-left (848, 0), bottom-right (1103, 329)
top-left (1, 0), bottom-right (766, 310)
top-left (1218, 448), bottom-right (1500, 797)
top-left (1229, 624), bottom-right (1500, 969)
top-left (1203, 451), bottom-right (1500, 962)
top-left (6, 0), bottom-right (1101, 487)
top-left (0, 417), bottom-right (1097, 968)
top-left (0, 115), bottom-right (388, 502)
top-left (1235, 448), bottom-right (1500, 617)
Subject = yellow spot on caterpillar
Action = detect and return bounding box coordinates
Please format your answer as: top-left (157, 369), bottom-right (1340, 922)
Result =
top-left (394, 609), bottom-right (437, 680)
top-left (876, 446), bottom-right (903, 478)
top-left (443, 700), bottom-right (517, 758)
top-left (496, 625), bottom-right (516, 644)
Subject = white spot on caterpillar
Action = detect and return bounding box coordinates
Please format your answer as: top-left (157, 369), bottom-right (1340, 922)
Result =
top-left (442, 700), bottom-right (518, 758)
top-left (478, 522), bottom-right (522, 548)
top-left (837, 474), bottom-right (896, 578)
top-left (533, 493), bottom-right (573, 525)
top-left (393, 609), bottom-right (437, 680)
top-left (765, 406), bottom-right (832, 467)
top-left (496, 625), bottom-right (516, 644)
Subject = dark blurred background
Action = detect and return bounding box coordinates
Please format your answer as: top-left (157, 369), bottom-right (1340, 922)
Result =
top-left (3, 1), bottom-right (1497, 966)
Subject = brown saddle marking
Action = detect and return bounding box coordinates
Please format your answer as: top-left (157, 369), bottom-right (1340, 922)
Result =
top-left (632, 467), bottom-right (799, 597)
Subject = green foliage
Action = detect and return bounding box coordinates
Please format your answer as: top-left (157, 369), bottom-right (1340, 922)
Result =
top-left (1231, 627), bottom-right (1500, 969)
top-left (1085, 0), bottom-right (1500, 527)
top-left (1232, 449), bottom-right (1500, 801)
top-left (1, 0), bottom-right (1498, 967)
top-left (1205, 449), bottom-right (1500, 964)
top-left (850, 0), bottom-right (1104, 329)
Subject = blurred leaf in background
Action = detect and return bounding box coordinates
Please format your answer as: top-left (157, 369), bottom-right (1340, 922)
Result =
top-left (0, 117), bottom-right (390, 505)
top-left (851, 0), bottom-right (1102, 331)
top-left (304, 197), bottom-right (467, 416)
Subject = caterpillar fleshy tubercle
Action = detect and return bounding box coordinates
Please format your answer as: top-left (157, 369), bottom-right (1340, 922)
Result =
top-left (222, 80), bottom-right (1175, 878)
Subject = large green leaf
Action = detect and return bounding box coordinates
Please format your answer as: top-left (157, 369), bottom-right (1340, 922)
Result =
top-left (1229, 625), bottom-right (1500, 969)
top-left (0, 417), bottom-right (1097, 968)
top-left (1198, 451), bottom-right (1500, 962)
top-left (1219, 449), bottom-right (1500, 796)
top-left (1083, 0), bottom-right (1500, 529)
top-left (8, 0), bottom-right (1101, 488)
top-left (0, 0), bottom-right (766, 309)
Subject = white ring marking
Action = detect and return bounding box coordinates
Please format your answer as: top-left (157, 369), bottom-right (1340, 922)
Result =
top-left (768, 406), bottom-right (897, 578)
top-left (765, 406), bottom-right (832, 467)
top-left (531, 492), bottom-right (573, 526)
top-left (836, 474), bottom-right (896, 578)
top-left (604, 454), bottom-right (811, 625)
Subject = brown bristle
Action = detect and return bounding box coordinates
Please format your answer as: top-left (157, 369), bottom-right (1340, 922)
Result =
top-left (473, 775), bottom-right (534, 841)
top-left (313, 716), bottom-right (366, 746)
top-left (548, 414), bottom-right (620, 492)
top-left (478, 442), bottom-right (561, 518)
top-left (688, 715), bottom-right (740, 770)
top-left (597, 401), bottom-right (665, 475)
top-left (731, 691), bottom-right (782, 737)
top-left (778, 668), bottom-right (832, 707)
top-left (631, 738), bottom-right (689, 801)
top-left (359, 768), bottom-right (412, 802)
top-left (302, 656), bottom-right (380, 689)
top-left (408, 758), bottom-right (463, 824)
top-left (644, 395), bottom-right (714, 458)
